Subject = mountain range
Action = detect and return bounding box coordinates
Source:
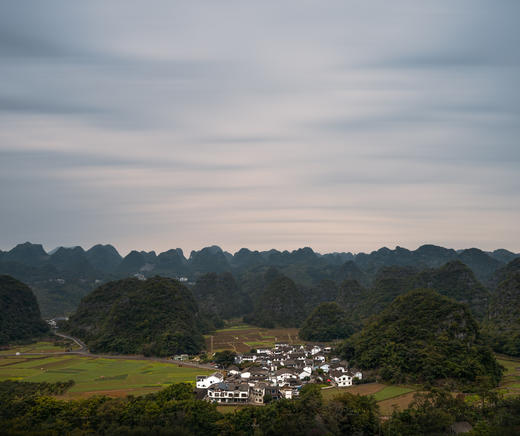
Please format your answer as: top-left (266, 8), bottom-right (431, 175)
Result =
top-left (0, 242), bottom-right (518, 318)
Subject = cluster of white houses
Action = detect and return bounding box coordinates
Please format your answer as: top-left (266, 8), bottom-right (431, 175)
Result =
top-left (196, 343), bottom-right (362, 404)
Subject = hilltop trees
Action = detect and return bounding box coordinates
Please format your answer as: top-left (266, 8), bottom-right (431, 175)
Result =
top-left (245, 276), bottom-right (306, 328)
top-left (66, 277), bottom-right (208, 356)
top-left (299, 302), bottom-right (354, 342)
top-left (341, 289), bottom-right (502, 385)
top-left (0, 275), bottom-right (49, 345)
top-left (484, 272), bottom-right (520, 356)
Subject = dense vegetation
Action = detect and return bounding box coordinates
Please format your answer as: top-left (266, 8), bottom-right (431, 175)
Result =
top-left (66, 277), bottom-right (208, 356)
top-left (412, 261), bottom-right (489, 319)
top-left (0, 275), bottom-right (49, 345)
top-left (357, 261), bottom-right (490, 322)
top-left (341, 289), bottom-right (503, 385)
top-left (485, 272), bottom-right (520, 356)
top-left (244, 276), bottom-right (306, 328)
top-left (1, 381), bottom-right (520, 435)
top-left (2, 241), bottom-right (515, 318)
top-left (0, 380), bottom-right (74, 397)
top-left (299, 302), bottom-right (354, 341)
top-left (192, 272), bottom-right (251, 321)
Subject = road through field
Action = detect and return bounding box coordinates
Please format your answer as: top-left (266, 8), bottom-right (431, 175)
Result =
top-left (2, 332), bottom-right (217, 371)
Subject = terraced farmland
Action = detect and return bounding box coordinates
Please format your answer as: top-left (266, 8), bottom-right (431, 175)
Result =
top-left (205, 324), bottom-right (300, 353)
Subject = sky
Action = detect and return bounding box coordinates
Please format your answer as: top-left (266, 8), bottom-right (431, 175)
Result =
top-left (1, 0), bottom-right (519, 256)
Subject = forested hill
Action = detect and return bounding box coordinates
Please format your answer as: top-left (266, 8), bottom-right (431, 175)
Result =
top-left (0, 275), bottom-right (49, 345)
top-left (341, 289), bottom-right (503, 386)
top-left (65, 277), bottom-right (208, 356)
top-left (0, 241), bottom-right (517, 318)
top-left (356, 261), bottom-right (490, 321)
top-left (484, 270), bottom-right (520, 356)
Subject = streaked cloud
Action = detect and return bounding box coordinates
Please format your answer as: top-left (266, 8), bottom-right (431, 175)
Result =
top-left (0, 0), bottom-right (518, 254)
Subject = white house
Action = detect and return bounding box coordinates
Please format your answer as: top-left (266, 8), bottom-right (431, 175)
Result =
top-left (298, 369), bottom-right (312, 380)
top-left (319, 363), bottom-right (330, 373)
top-left (333, 372), bottom-right (353, 387)
top-left (207, 382), bottom-right (250, 403)
top-left (280, 386), bottom-right (294, 399)
top-left (196, 372), bottom-right (223, 389)
top-left (241, 354), bottom-right (257, 363)
top-left (227, 366), bottom-right (240, 376)
top-left (275, 368), bottom-right (298, 383)
top-left (311, 346), bottom-right (321, 356)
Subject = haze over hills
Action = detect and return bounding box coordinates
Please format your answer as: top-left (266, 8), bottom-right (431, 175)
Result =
top-left (0, 241), bottom-right (518, 318)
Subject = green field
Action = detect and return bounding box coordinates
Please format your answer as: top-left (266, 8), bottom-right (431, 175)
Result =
top-left (0, 340), bottom-right (79, 355)
top-left (496, 356), bottom-right (520, 397)
top-left (373, 385), bottom-right (414, 401)
top-left (321, 383), bottom-right (416, 404)
top-left (0, 354), bottom-right (213, 398)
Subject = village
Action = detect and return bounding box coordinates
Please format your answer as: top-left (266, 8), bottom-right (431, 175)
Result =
top-left (195, 343), bottom-right (363, 404)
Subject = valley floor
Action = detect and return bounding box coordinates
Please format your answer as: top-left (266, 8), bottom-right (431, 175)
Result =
top-left (0, 342), bottom-right (213, 398)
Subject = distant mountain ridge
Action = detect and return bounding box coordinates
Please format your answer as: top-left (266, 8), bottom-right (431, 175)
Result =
top-left (2, 242), bottom-right (516, 278)
top-left (1, 241), bottom-right (518, 317)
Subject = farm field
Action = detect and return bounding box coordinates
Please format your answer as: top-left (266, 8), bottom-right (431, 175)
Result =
top-left (322, 383), bottom-right (418, 415)
top-left (0, 354), bottom-right (213, 398)
top-left (496, 355), bottom-right (520, 397)
top-left (378, 391), bottom-right (419, 415)
top-left (373, 385), bottom-right (415, 402)
top-left (205, 324), bottom-right (300, 353)
top-left (0, 340), bottom-right (79, 355)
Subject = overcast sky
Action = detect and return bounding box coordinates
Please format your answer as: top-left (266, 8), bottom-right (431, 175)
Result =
top-left (1, 0), bottom-right (519, 255)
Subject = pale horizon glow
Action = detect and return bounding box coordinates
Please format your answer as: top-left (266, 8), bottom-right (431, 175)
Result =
top-left (1, 1), bottom-right (519, 255)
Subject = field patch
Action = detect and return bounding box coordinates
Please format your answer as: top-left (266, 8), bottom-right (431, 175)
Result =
top-left (321, 383), bottom-right (387, 402)
top-left (206, 325), bottom-right (300, 353)
top-left (0, 355), bottom-right (212, 398)
top-left (321, 383), bottom-right (417, 415)
top-left (378, 392), bottom-right (418, 415)
top-left (373, 385), bottom-right (415, 402)
top-left (496, 356), bottom-right (520, 397)
top-left (0, 340), bottom-right (79, 355)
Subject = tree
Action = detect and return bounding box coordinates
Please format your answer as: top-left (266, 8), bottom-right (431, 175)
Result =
top-left (212, 350), bottom-right (237, 368)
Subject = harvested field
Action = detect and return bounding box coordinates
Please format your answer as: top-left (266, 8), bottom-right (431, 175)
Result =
top-left (378, 392), bottom-right (418, 415)
top-left (322, 383), bottom-right (418, 416)
top-left (321, 383), bottom-right (387, 402)
top-left (205, 324), bottom-right (300, 353)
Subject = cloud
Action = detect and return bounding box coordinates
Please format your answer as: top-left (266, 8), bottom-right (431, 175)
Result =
top-left (0, 0), bottom-right (518, 254)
